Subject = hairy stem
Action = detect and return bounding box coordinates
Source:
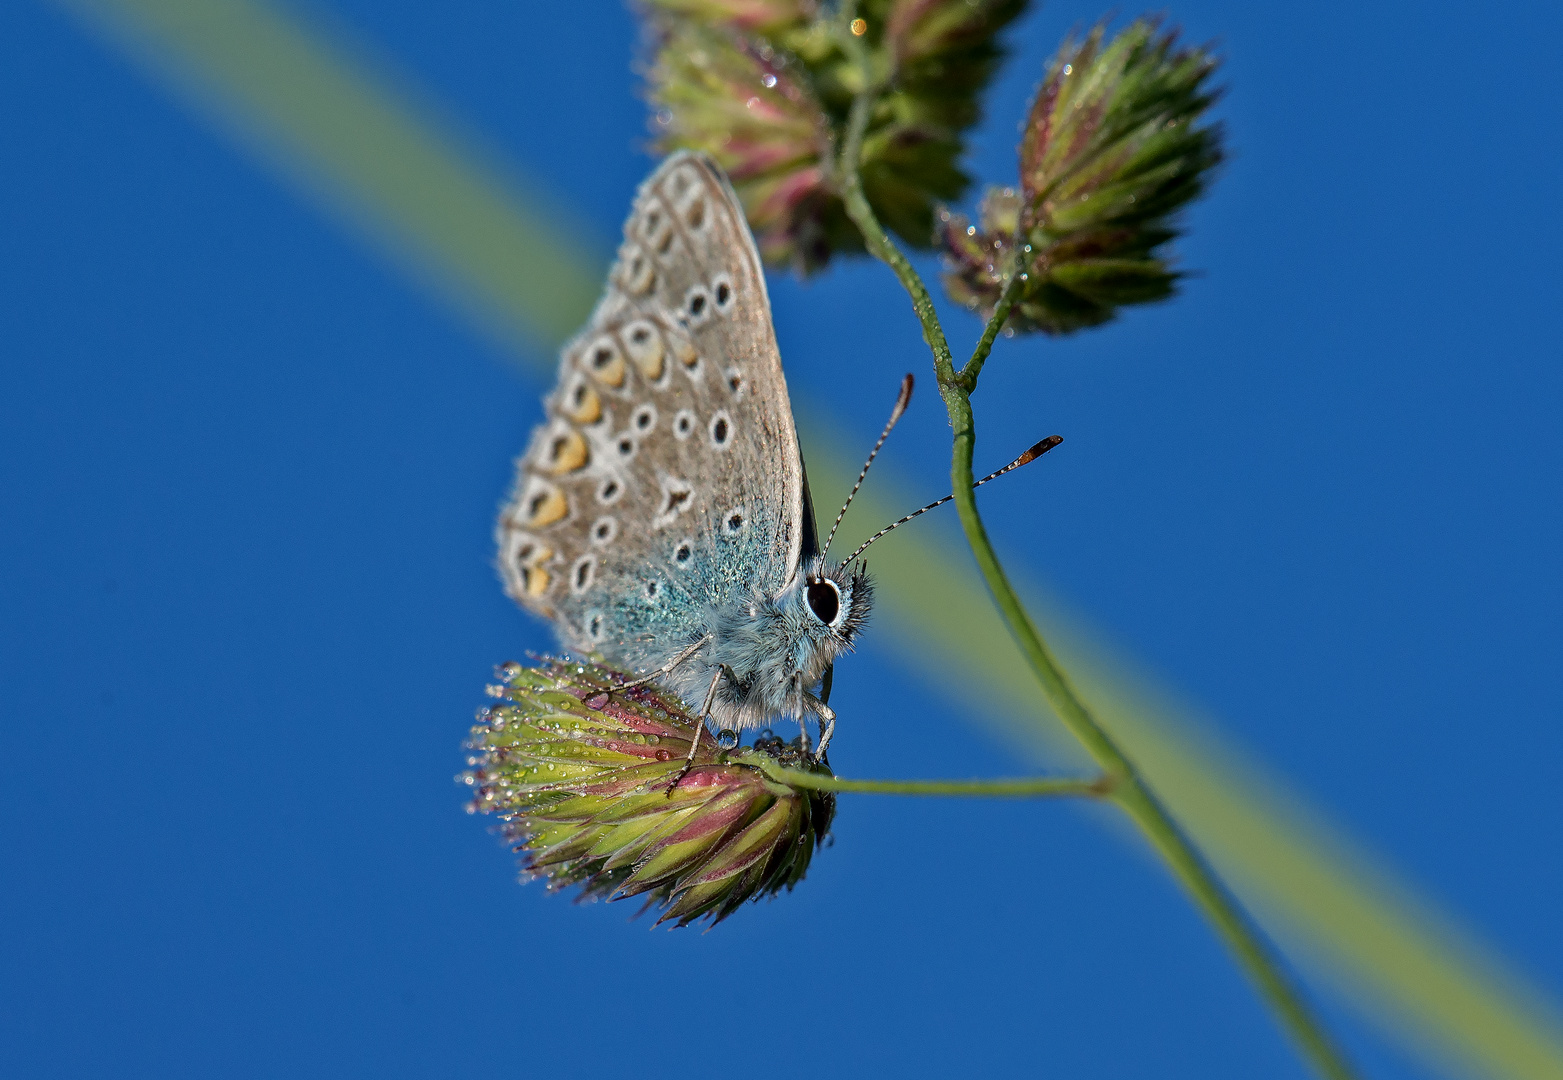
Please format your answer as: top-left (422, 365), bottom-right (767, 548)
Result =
top-left (750, 762), bottom-right (1109, 799)
top-left (835, 87), bottom-right (1360, 1080)
top-left (838, 94), bottom-right (958, 379)
top-left (958, 266), bottom-right (1027, 392)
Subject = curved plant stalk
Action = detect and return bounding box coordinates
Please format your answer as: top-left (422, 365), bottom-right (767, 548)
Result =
top-left (958, 268), bottom-right (1028, 392)
top-left (833, 64), bottom-right (1360, 1080)
top-left (747, 761), bottom-right (1110, 799)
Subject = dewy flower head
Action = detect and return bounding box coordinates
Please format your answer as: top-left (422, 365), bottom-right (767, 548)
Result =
top-left (463, 660), bottom-right (834, 928)
top-left (942, 18), bottom-right (1224, 334)
top-left (642, 0), bottom-right (1028, 274)
top-left (642, 0), bottom-right (817, 35)
top-left (647, 20), bottom-right (840, 271)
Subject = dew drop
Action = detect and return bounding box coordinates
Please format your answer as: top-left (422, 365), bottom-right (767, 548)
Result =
top-left (656, 748), bottom-right (672, 761)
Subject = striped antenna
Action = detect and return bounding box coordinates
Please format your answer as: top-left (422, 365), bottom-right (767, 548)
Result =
top-left (842, 435), bottom-right (1063, 566)
top-left (820, 373), bottom-right (915, 559)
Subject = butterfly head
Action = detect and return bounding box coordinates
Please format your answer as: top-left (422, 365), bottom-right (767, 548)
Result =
top-left (793, 555), bottom-right (872, 660)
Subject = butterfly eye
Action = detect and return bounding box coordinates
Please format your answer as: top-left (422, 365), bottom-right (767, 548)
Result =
top-left (806, 580), bottom-right (841, 626)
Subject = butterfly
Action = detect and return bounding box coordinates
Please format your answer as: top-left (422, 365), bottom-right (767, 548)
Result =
top-left (495, 151), bottom-right (877, 769)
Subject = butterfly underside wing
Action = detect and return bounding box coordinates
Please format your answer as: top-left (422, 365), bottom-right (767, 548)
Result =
top-left (497, 152), bottom-right (808, 676)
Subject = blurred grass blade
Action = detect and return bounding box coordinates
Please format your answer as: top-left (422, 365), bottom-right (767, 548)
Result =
top-left (53, 0), bottom-right (601, 354)
top-left (51, 1), bottom-right (1563, 1077)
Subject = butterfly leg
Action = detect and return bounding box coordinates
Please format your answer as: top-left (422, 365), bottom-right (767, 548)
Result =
top-left (613, 634), bottom-right (712, 694)
top-left (790, 673), bottom-right (813, 759)
top-left (812, 699), bottom-right (838, 762)
top-left (664, 667), bottom-right (724, 796)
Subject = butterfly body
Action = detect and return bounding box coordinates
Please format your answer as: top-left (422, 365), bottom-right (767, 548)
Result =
top-left (497, 152), bottom-right (871, 745)
top-left (635, 556), bottom-right (870, 733)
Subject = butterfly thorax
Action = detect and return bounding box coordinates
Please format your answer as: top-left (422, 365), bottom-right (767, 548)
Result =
top-left (613, 558), bottom-right (870, 732)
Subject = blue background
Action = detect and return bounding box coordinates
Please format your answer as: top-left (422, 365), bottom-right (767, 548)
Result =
top-left (3, 1), bottom-right (1560, 1077)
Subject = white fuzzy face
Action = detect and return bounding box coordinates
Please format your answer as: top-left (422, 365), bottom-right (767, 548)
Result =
top-left (658, 557), bottom-right (871, 733)
top-left (774, 557), bottom-right (871, 694)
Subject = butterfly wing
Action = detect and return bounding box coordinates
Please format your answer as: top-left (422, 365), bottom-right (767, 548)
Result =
top-left (497, 151), bottom-right (808, 671)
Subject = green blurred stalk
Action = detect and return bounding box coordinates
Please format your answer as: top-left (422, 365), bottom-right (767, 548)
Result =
top-left (49, 1), bottom-right (1563, 1077)
top-left (52, 0), bottom-right (601, 354)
